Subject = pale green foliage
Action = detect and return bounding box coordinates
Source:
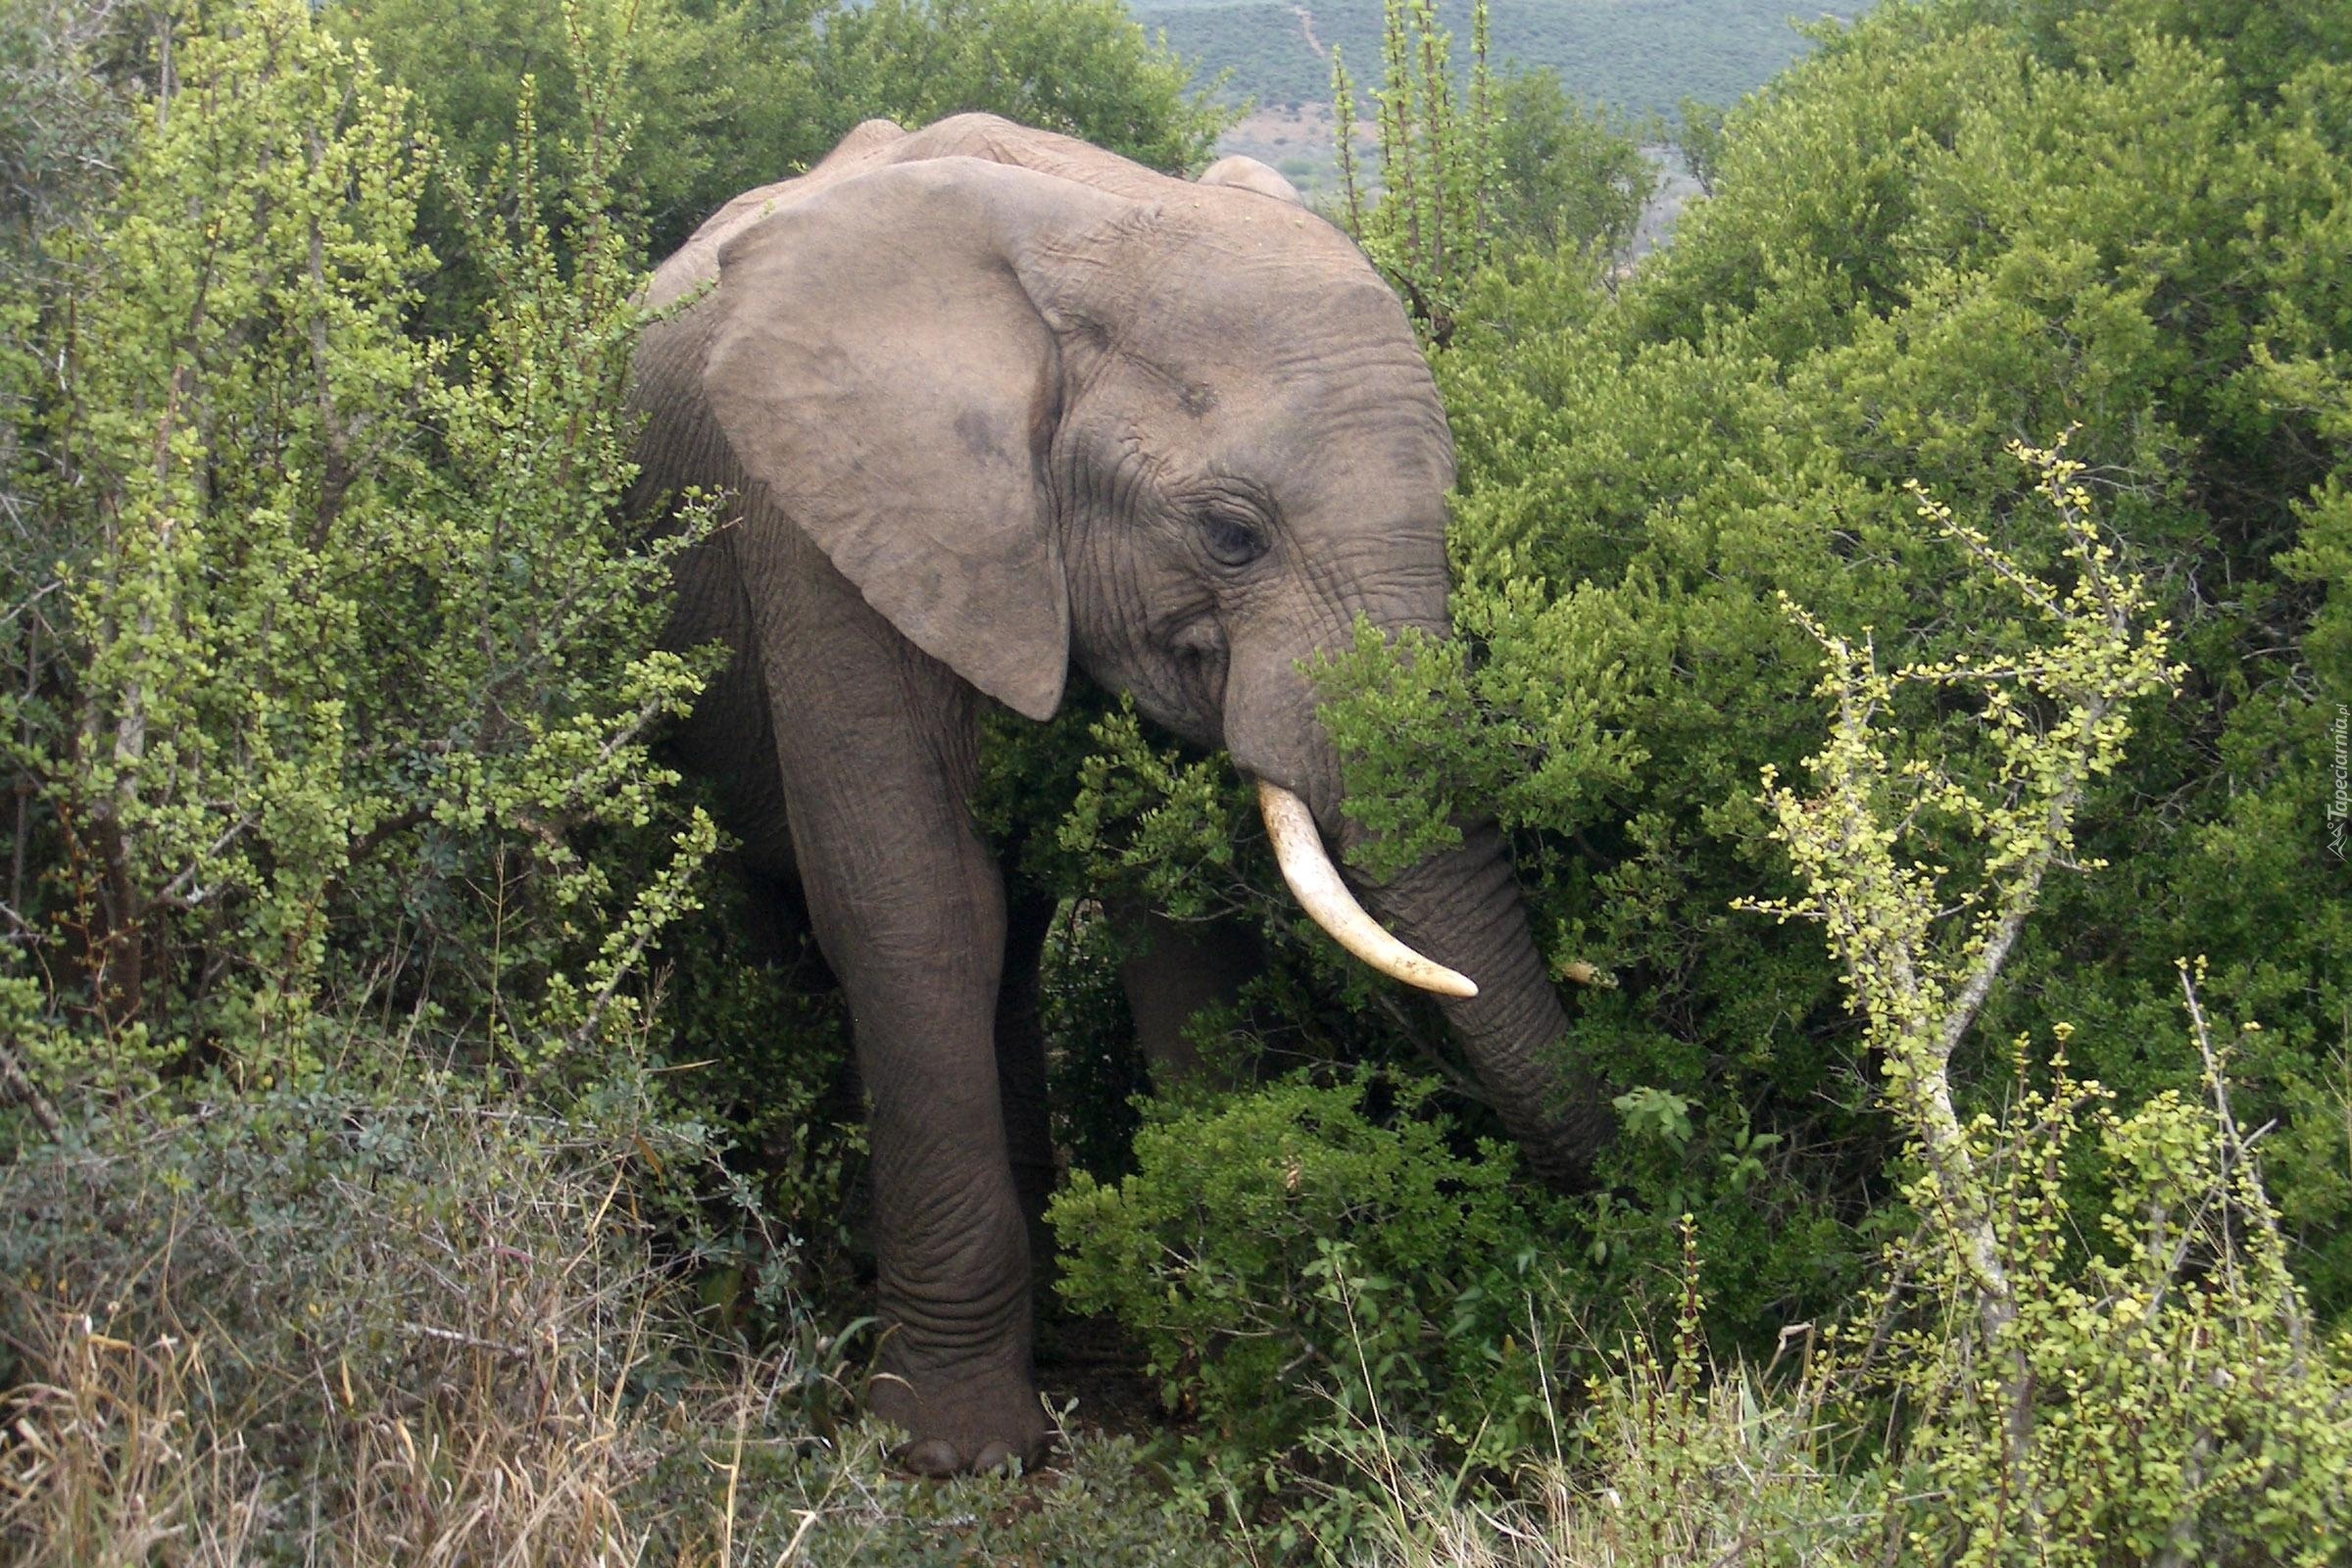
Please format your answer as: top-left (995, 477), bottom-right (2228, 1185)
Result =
top-left (1723, 438), bottom-right (2348, 1562)
top-left (1056, 699), bottom-right (1265, 922)
top-left (1346, 1058), bottom-right (2352, 1565)
top-left (1332, 435), bottom-right (2347, 1563)
top-left (1744, 437), bottom-right (2180, 1332)
top-left (332, 0), bottom-right (1229, 267)
top-left (1855, 1028), bottom-right (2352, 1565)
top-left (26, 0), bottom-right (441, 1063)
top-left (1487, 69), bottom-right (1656, 259)
top-left (807, 0), bottom-right (1229, 175)
top-left (1332, 0), bottom-right (1495, 343)
top-left (3, 0), bottom-right (712, 1098)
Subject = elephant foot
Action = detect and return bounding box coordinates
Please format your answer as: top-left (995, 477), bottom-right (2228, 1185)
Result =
top-left (871, 1353), bottom-right (1054, 1476)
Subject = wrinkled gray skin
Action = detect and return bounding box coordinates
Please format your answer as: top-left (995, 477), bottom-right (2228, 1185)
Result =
top-left (629, 115), bottom-right (1609, 1476)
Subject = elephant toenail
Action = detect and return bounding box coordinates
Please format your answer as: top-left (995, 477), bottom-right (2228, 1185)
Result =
top-left (971, 1440), bottom-right (1017, 1474)
top-left (902, 1438), bottom-right (962, 1477)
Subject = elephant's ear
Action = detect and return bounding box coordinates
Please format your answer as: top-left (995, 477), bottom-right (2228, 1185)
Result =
top-left (702, 157), bottom-right (1128, 720)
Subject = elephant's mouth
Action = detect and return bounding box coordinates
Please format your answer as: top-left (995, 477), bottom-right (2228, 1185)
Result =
top-left (1254, 780), bottom-right (1478, 999)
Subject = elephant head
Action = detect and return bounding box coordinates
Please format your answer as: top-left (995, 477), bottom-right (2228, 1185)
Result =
top-left (633, 115), bottom-right (1607, 1472)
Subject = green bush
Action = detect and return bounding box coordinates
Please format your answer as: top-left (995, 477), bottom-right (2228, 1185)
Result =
top-left (331, 0), bottom-right (1230, 270)
top-left (1487, 68), bottom-right (1656, 259)
top-left (1, 0), bottom-right (722, 1111)
top-left (0, 0), bottom-right (854, 1334)
top-left (1307, 0), bottom-right (2352, 1340)
top-left (1350, 1054), bottom-right (2352, 1566)
top-left (807, 0), bottom-right (1229, 176)
top-left (1051, 1074), bottom-right (1571, 1493)
top-left (324, 0), bottom-right (771, 262)
top-left (1326, 432), bottom-right (2349, 1567)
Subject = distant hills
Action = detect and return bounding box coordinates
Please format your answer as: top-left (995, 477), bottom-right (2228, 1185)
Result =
top-left (1136, 0), bottom-right (1861, 124)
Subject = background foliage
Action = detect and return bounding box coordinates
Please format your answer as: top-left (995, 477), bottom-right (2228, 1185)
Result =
top-left (328, 0), bottom-right (1227, 264)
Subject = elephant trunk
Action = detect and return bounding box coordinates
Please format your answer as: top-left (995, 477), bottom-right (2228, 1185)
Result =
top-left (1348, 811), bottom-right (1613, 1191)
top-left (1226, 616), bottom-right (1608, 1187)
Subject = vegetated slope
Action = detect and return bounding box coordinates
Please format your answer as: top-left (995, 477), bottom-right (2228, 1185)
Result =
top-left (1136, 0), bottom-right (1863, 120)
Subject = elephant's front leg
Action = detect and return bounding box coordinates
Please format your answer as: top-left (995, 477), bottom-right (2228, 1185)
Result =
top-left (757, 547), bottom-right (1048, 1476)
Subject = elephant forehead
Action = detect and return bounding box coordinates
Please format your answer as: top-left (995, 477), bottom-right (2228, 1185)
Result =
top-left (1149, 255), bottom-right (1409, 343)
top-left (1200, 356), bottom-right (1452, 473)
top-left (1101, 281), bottom-right (1438, 416)
top-left (1201, 393), bottom-right (1450, 479)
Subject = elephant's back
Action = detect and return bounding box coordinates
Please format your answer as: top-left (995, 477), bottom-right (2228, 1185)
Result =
top-left (643, 113), bottom-right (1188, 313)
top-left (645, 118), bottom-right (912, 310)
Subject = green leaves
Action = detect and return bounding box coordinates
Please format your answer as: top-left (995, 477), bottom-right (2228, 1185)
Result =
top-left (1049, 1071), bottom-right (1568, 1502)
top-left (24, 0), bottom-right (439, 1064)
top-left (1426, 0), bottom-right (2352, 1326)
top-left (1331, 0), bottom-right (1497, 345)
top-left (1486, 68), bottom-right (1656, 259)
top-left (1308, 608), bottom-right (1647, 882)
top-left (1745, 436), bottom-right (2178, 1339)
top-left (5, 0), bottom-right (715, 1101)
top-left (807, 0), bottom-right (1229, 175)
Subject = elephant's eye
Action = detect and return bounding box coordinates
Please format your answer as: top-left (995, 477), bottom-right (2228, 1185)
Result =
top-left (1200, 509), bottom-right (1269, 568)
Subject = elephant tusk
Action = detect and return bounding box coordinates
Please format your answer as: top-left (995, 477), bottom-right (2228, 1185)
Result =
top-left (1256, 781), bottom-right (1479, 1000)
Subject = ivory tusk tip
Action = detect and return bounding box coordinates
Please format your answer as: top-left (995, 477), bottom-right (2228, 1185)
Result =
top-left (1255, 779), bottom-right (1481, 1002)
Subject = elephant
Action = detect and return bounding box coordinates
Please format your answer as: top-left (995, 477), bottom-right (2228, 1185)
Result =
top-left (627, 113), bottom-right (1610, 1476)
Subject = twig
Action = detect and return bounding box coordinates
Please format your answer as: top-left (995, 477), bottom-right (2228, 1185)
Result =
top-left (0, 1037), bottom-right (63, 1138)
top-left (402, 1322), bottom-right (531, 1359)
top-left (2179, 962), bottom-right (2308, 1363)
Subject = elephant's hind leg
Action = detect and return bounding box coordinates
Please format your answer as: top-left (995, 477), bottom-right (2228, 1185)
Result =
top-left (996, 881), bottom-right (1058, 1275)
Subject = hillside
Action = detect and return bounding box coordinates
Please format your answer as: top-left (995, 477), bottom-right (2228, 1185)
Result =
top-left (1137, 0), bottom-right (1858, 122)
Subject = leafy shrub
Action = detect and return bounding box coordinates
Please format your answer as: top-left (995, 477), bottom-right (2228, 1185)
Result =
top-left (1854, 1034), bottom-right (2352, 1566)
top-left (1291, 0), bottom-right (2352, 1344)
top-left (1051, 1074), bottom-right (1572, 1491)
top-left (1330, 0), bottom-right (1498, 343)
top-left (1327, 434), bottom-right (2350, 1567)
top-left (1487, 68), bottom-right (1657, 259)
top-left (0, 0), bottom-right (865, 1372)
top-left (1732, 436), bottom-right (2349, 1563)
top-left (1, 0), bottom-right (718, 1112)
top-left (807, 0), bottom-right (1230, 176)
top-left (332, 0), bottom-right (1231, 270)
top-left (1348, 1054), bottom-right (2352, 1568)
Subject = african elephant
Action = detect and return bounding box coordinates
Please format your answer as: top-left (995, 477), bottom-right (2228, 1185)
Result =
top-left (628, 114), bottom-right (1609, 1475)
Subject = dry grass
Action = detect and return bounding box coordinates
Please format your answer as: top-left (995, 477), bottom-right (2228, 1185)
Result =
top-left (1, 1301), bottom-right (902, 1566)
top-left (1, 1099), bottom-right (681, 1564)
top-left (0, 1087), bottom-right (1216, 1567)
top-left (1315, 1369), bottom-right (1866, 1568)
